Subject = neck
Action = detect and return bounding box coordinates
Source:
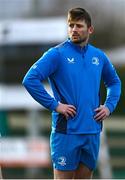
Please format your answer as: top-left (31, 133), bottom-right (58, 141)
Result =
top-left (74, 39), bottom-right (88, 49)
top-left (79, 40), bottom-right (88, 48)
top-left (79, 36), bottom-right (89, 47)
top-left (71, 37), bottom-right (89, 48)
top-left (68, 38), bottom-right (88, 48)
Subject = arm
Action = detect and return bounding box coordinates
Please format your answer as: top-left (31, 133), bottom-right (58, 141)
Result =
top-left (22, 48), bottom-right (59, 111)
top-left (94, 52), bottom-right (121, 121)
top-left (22, 48), bottom-right (76, 116)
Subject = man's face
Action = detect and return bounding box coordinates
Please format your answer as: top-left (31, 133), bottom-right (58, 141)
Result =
top-left (68, 19), bottom-right (93, 44)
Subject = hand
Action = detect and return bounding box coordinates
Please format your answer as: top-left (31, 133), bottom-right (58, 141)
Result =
top-left (94, 105), bottom-right (110, 121)
top-left (55, 103), bottom-right (76, 119)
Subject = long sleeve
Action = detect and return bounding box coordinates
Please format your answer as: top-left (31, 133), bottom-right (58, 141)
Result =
top-left (102, 52), bottom-right (121, 113)
top-left (22, 47), bottom-right (59, 111)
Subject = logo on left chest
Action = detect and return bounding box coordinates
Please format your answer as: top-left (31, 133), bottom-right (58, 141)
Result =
top-left (92, 57), bottom-right (99, 66)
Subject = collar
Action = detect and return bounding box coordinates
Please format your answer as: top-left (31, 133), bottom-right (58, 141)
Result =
top-left (67, 38), bottom-right (88, 53)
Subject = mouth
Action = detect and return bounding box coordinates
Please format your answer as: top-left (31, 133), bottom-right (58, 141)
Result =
top-left (72, 34), bottom-right (79, 39)
top-left (72, 33), bottom-right (79, 36)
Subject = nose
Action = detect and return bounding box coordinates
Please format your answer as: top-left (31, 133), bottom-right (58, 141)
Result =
top-left (72, 25), bottom-right (77, 31)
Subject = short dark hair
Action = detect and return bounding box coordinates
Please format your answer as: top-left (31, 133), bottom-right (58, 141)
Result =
top-left (68, 7), bottom-right (91, 27)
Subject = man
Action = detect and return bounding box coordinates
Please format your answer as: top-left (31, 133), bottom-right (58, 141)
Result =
top-left (23, 8), bottom-right (121, 179)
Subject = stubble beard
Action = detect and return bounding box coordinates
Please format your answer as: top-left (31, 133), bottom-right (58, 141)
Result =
top-left (71, 35), bottom-right (88, 45)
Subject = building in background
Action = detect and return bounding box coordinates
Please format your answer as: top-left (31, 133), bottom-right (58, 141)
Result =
top-left (0, 0), bottom-right (125, 48)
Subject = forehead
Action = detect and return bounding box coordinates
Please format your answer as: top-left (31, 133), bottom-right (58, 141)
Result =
top-left (68, 19), bottom-right (87, 25)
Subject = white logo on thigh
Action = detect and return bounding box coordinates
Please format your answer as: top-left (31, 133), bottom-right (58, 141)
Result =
top-left (57, 156), bottom-right (66, 166)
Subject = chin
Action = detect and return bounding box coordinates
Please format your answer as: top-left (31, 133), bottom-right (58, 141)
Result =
top-left (72, 40), bottom-right (81, 44)
top-left (71, 38), bottom-right (80, 43)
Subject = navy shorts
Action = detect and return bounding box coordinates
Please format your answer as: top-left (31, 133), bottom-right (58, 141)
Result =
top-left (50, 132), bottom-right (100, 171)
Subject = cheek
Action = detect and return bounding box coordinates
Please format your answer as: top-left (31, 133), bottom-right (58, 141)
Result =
top-left (68, 29), bottom-right (73, 36)
top-left (68, 27), bottom-right (71, 33)
top-left (80, 26), bottom-right (88, 32)
top-left (81, 29), bottom-right (89, 36)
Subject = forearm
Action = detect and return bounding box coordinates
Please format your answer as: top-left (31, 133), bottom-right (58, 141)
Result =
top-left (104, 82), bottom-right (121, 113)
top-left (23, 76), bottom-right (59, 111)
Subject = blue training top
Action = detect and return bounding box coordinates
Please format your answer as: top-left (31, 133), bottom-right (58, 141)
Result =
top-left (22, 39), bottom-right (121, 134)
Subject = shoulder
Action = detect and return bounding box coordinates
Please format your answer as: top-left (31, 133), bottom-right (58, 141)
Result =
top-left (55, 40), bottom-right (69, 51)
top-left (88, 44), bottom-right (104, 54)
top-left (89, 44), bottom-right (110, 61)
top-left (42, 40), bottom-right (68, 57)
top-left (42, 45), bottom-right (60, 59)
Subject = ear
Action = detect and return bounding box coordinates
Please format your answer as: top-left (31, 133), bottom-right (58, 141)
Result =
top-left (88, 25), bottom-right (94, 34)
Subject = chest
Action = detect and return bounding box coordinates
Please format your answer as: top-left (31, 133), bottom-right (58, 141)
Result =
top-left (59, 51), bottom-right (103, 79)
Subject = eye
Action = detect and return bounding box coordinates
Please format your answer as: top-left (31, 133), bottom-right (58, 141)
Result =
top-left (77, 24), bottom-right (83, 28)
top-left (69, 24), bottom-right (74, 28)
